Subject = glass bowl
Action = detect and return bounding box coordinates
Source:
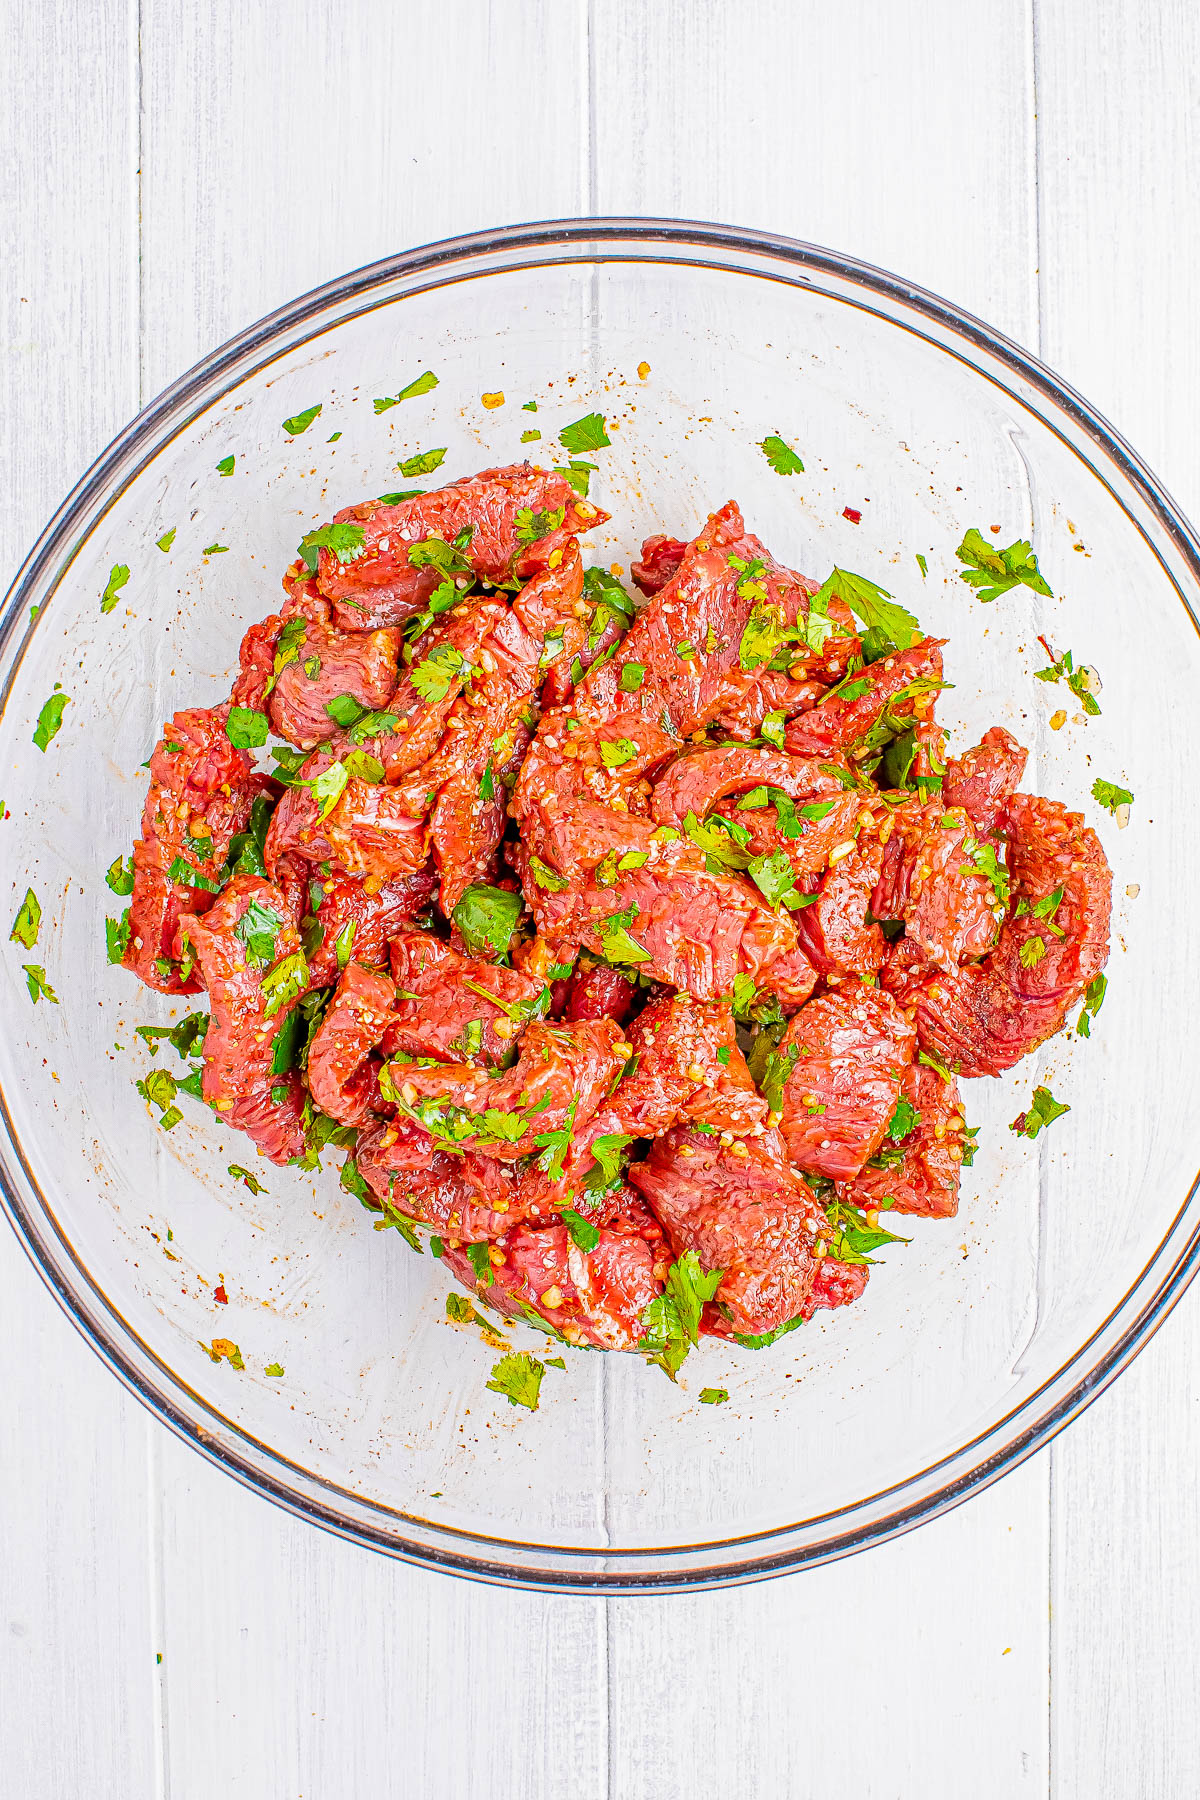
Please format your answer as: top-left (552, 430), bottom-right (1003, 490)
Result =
top-left (2, 220), bottom-right (1198, 1594)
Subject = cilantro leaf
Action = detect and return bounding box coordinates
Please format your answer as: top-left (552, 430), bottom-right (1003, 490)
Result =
top-left (10, 888), bottom-right (41, 950)
top-left (699, 1387), bottom-right (730, 1404)
top-left (264, 1363), bottom-right (285, 1378)
top-left (466, 1242), bottom-right (494, 1288)
top-left (759, 434), bottom-right (804, 475)
top-left (374, 372), bottom-right (438, 412)
top-left (807, 567), bottom-right (922, 650)
top-left (452, 884), bottom-right (523, 959)
top-left (1092, 778), bottom-right (1133, 816)
top-left (324, 692), bottom-right (366, 729)
top-left (583, 1132), bottom-right (633, 1193)
top-left (962, 837), bottom-right (1010, 909)
top-left (822, 1199), bottom-right (911, 1265)
top-left (225, 706), bottom-right (269, 749)
top-left (1076, 972), bottom-right (1107, 1039)
top-left (105, 911), bottom-right (131, 964)
top-left (559, 412), bottom-right (610, 454)
top-left (560, 1206), bottom-right (601, 1252)
top-left (397, 447), bottom-right (447, 478)
top-left (100, 564), bottom-right (130, 613)
top-left (155, 529), bottom-right (176, 553)
top-left (23, 963), bottom-right (59, 1004)
top-left (216, 455), bottom-right (235, 476)
top-left (599, 737), bottom-right (637, 769)
top-left (228, 1164), bottom-right (266, 1195)
top-left (33, 693), bottom-right (70, 751)
top-left (282, 404), bottom-right (322, 435)
top-left (297, 521), bottom-right (366, 576)
top-left (748, 849), bottom-right (800, 910)
top-left (639, 1251), bottom-right (723, 1379)
top-left (885, 1096), bottom-right (921, 1141)
top-left (204, 1338), bottom-right (245, 1370)
top-left (956, 528), bottom-right (1053, 602)
top-left (486, 1351), bottom-right (544, 1411)
top-left (598, 904), bottom-right (651, 965)
top-left (618, 662), bottom-right (645, 693)
top-left (411, 644), bottom-right (467, 703)
top-left (1010, 1085), bottom-right (1070, 1139)
top-left (515, 505), bottom-right (566, 547)
top-left (528, 855), bottom-right (569, 892)
top-left (733, 1313), bottom-right (807, 1349)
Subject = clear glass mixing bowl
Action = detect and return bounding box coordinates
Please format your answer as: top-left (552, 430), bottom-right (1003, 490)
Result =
top-left (2, 220), bottom-right (1197, 1592)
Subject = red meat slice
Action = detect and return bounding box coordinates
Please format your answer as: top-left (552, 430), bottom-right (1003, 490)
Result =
top-left (606, 992), bottom-right (767, 1136)
top-left (649, 744), bottom-right (849, 829)
top-left (306, 964), bottom-right (395, 1126)
top-left (516, 842), bottom-right (813, 1006)
top-left (630, 533), bottom-right (686, 596)
top-left (776, 986), bottom-right (916, 1180)
top-left (268, 620), bottom-right (401, 751)
top-left (300, 867), bottom-right (436, 989)
top-left (123, 705), bottom-right (273, 995)
top-left (885, 791), bottom-right (1110, 1076)
top-left (440, 1221), bottom-right (663, 1349)
top-left (630, 1125), bottom-right (825, 1337)
top-left (785, 639), bottom-right (945, 758)
top-left (388, 1018), bottom-right (627, 1162)
top-left (354, 1116), bottom-right (525, 1242)
top-left (942, 725), bottom-right (1029, 835)
top-left (313, 465), bottom-right (607, 630)
top-left (560, 961), bottom-right (638, 1024)
top-left (172, 875), bottom-right (308, 1164)
top-left (801, 1258), bottom-right (870, 1319)
top-left (792, 839), bottom-right (886, 977)
top-left (836, 1062), bottom-right (966, 1218)
top-left (870, 802), bottom-right (1003, 972)
top-left (386, 928), bottom-right (546, 1065)
top-left (424, 555), bottom-right (582, 915)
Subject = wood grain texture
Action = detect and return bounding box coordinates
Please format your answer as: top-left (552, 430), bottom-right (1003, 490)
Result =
top-left (1036, 4), bottom-right (1200, 1794)
top-left (4, 0), bottom-right (1200, 1794)
top-left (0, 5), bottom-right (156, 1796)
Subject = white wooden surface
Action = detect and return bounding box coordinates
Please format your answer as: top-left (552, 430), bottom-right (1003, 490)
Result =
top-left (2, 1), bottom-right (1198, 1793)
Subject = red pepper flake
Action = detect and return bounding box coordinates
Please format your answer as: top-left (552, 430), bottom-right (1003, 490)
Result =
top-left (842, 507), bottom-right (862, 524)
top-left (214, 1283), bottom-right (228, 1305)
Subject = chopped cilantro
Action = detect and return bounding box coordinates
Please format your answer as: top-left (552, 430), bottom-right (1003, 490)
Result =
top-left (374, 372), bottom-right (438, 412)
top-left (105, 911), bottom-right (131, 964)
top-left (956, 528), bottom-right (1052, 602)
top-left (733, 1313), bottom-right (806, 1349)
top-left (521, 429), bottom-right (541, 443)
top-left (618, 662), bottom-right (645, 692)
top-left (324, 692), bottom-right (366, 728)
top-left (411, 644), bottom-right (466, 702)
top-left (397, 447), bottom-right (447, 477)
top-left (265, 1363), bottom-right (285, 1378)
top-left (515, 505), bottom-right (566, 546)
top-left (334, 920), bottom-right (356, 969)
top-left (699, 1387), bottom-right (730, 1404)
top-left (225, 706), bottom-right (269, 749)
top-left (555, 459), bottom-right (596, 498)
top-left (822, 1199), bottom-right (911, 1265)
top-left (10, 888), bottom-right (41, 950)
top-left (216, 455), bottom-right (235, 476)
top-left (962, 838), bottom-right (1010, 909)
top-left (228, 1164), bottom-right (266, 1195)
top-left (33, 693), bottom-right (71, 751)
top-left (1092, 778), bottom-right (1133, 815)
top-left (479, 760), bottom-right (495, 802)
top-left (452, 884), bottom-right (523, 959)
top-left (759, 434), bottom-right (804, 475)
top-left (1010, 1085), bottom-right (1070, 1139)
top-left (155, 529), bottom-right (176, 553)
top-left (885, 1096), bottom-right (921, 1140)
top-left (202, 544), bottom-right (228, 556)
top-left (282, 404), bottom-right (323, 435)
top-left (100, 564), bottom-right (130, 613)
top-left (598, 904), bottom-right (651, 965)
top-left (599, 737), bottom-right (637, 769)
top-left (235, 898), bottom-right (283, 967)
top-left (261, 950), bottom-right (308, 1019)
top-left (559, 412), bottom-right (610, 454)
top-left (748, 849), bottom-right (802, 910)
top-left (1018, 935), bottom-right (1046, 969)
top-left (486, 1351), bottom-right (544, 1411)
top-left (640, 1251), bottom-right (723, 1379)
top-left (204, 1338), bottom-right (245, 1370)
top-left (760, 709), bottom-right (786, 750)
top-left (1035, 644), bottom-right (1101, 715)
top-left (1076, 972), bottom-right (1107, 1039)
top-left (528, 855), bottom-right (569, 892)
top-left (806, 566), bottom-right (922, 650)
top-left (466, 1242), bottom-right (494, 1288)
top-left (297, 520), bottom-right (366, 576)
top-left (560, 1206), bottom-right (601, 1252)
top-left (343, 750), bottom-right (385, 783)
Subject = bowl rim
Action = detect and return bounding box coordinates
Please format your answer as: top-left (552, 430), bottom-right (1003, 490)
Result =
top-left (3, 214), bottom-right (1199, 1594)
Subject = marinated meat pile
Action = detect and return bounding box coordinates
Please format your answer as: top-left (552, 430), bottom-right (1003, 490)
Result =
top-left (116, 464), bottom-right (1112, 1368)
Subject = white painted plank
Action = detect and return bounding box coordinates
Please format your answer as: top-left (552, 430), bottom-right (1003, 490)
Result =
top-left (138, 0), bottom-right (592, 397)
top-left (1036, 4), bottom-right (1200, 1794)
top-left (0, 4), bottom-right (157, 1795)
top-left (589, 5), bottom-right (1051, 1793)
top-left (154, 1434), bottom-right (607, 1800)
top-left (591, 0), bottom-right (1039, 347)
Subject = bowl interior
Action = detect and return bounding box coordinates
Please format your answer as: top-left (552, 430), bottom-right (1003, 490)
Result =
top-left (2, 231), bottom-right (1197, 1587)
